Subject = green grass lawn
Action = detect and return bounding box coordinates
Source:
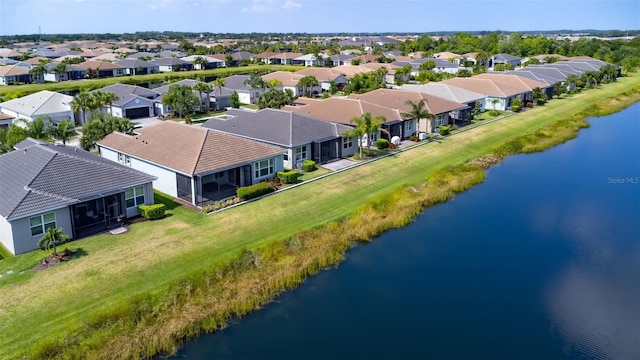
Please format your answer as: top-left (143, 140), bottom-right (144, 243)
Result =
top-left (1, 74), bottom-right (639, 358)
top-left (240, 103), bottom-right (259, 110)
top-left (0, 65), bottom-right (302, 98)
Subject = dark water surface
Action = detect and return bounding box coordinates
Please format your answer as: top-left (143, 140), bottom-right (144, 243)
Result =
top-left (175, 104), bottom-right (640, 359)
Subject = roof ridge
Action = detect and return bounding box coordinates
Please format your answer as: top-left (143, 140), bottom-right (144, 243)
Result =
top-left (193, 127), bottom-right (210, 175)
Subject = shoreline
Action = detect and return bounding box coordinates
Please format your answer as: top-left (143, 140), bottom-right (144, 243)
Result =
top-left (4, 75), bottom-right (640, 359)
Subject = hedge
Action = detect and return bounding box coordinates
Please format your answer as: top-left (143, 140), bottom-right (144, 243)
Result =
top-left (236, 182), bottom-right (274, 200)
top-left (277, 170), bottom-right (301, 184)
top-left (302, 159), bottom-right (316, 172)
top-left (376, 138), bottom-right (389, 149)
top-left (439, 125), bottom-right (451, 135)
top-left (138, 204), bottom-right (166, 220)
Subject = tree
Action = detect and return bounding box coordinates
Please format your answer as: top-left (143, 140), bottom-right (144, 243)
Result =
top-left (38, 227), bottom-right (69, 257)
top-left (266, 79), bottom-right (282, 89)
top-left (553, 82), bottom-right (565, 99)
top-left (53, 62), bottom-right (68, 82)
top-left (80, 113), bottom-right (134, 150)
top-left (194, 82), bottom-right (213, 111)
top-left (401, 99), bottom-right (434, 137)
top-left (256, 89), bottom-right (295, 109)
top-left (230, 91), bottom-right (240, 108)
top-left (470, 102), bottom-right (482, 120)
top-left (71, 91), bottom-right (94, 125)
top-left (94, 91), bottom-right (119, 115)
top-left (0, 125), bottom-right (28, 153)
top-left (350, 113), bottom-right (385, 156)
top-left (565, 74), bottom-right (579, 92)
top-left (375, 67), bottom-right (388, 84)
top-left (510, 97), bottom-right (523, 112)
top-left (395, 64), bottom-right (413, 84)
top-left (457, 69), bottom-right (472, 78)
top-left (16, 116), bottom-right (52, 141)
top-left (161, 84), bottom-right (199, 121)
top-left (532, 87), bottom-right (547, 105)
top-left (244, 73), bottom-right (265, 90)
top-left (212, 78), bottom-right (226, 108)
top-left (490, 98), bottom-right (501, 110)
top-left (29, 60), bottom-right (49, 83)
top-left (192, 56), bottom-right (208, 70)
top-left (418, 60), bottom-right (436, 72)
top-left (600, 64), bottom-right (618, 82)
top-left (47, 119), bottom-right (76, 145)
top-left (298, 75), bottom-right (318, 97)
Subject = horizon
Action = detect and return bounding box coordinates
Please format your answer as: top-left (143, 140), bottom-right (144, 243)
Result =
top-left (1, 0), bottom-right (639, 37)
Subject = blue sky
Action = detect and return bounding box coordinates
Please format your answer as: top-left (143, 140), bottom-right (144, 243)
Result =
top-left (0, 0), bottom-right (638, 36)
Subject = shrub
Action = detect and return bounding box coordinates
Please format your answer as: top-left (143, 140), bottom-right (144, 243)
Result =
top-left (201, 197), bottom-right (241, 213)
top-left (236, 182), bottom-right (274, 200)
top-left (302, 160), bottom-right (316, 172)
top-left (439, 125), bottom-right (451, 135)
top-left (376, 138), bottom-right (389, 149)
top-left (511, 105), bottom-right (521, 112)
top-left (277, 170), bottom-right (302, 184)
top-left (138, 204), bottom-right (166, 220)
top-left (488, 110), bottom-right (500, 117)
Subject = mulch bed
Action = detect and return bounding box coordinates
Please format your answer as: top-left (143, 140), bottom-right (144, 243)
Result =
top-left (32, 249), bottom-right (78, 271)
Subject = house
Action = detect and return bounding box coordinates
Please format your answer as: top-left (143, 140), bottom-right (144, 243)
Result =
top-left (399, 83), bottom-right (487, 119)
top-left (348, 89), bottom-right (470, 132)
top-left (222, 74), bottom-right (266, 105)
top-left (475, 73), bottom-right (553, 101)
top-left (292, 53), bottom-right (328, 67)
top-left (329, 53), bottom-right (355, 67)
top-left (343, 54), bottom-right (379, 65)
top-left (285, 96), bottom-right (414, 144)
top-left (43, 63), bottom-right (87, 82)
top-left (150, 57), bottom-right (192, 72)
top-left (433, 52), bottom-right (463, 63)
top-left (0, 113), bottom-right (15, 129)
top-left (261, 71), bottom-right (320, 97)
top-left (273, 52), bottom-right (303, 65)
top-left (0, 90), bottom-right (75, 124)
top-left (491, 53), bottom-right (522, 68)
top-left (113, 59), bottom-right (159, 75)
top-left (256, 51), bottom-right (279, 64)
top-left (95, 84), bottom-right (159, 119)
top-left (231, 51), bottom-right (256, 66)
top-left (338, 36), bottom-right (399, 50)
top-left (201, 108), bottom-right (356, 169)
top-left (154, 79), bottom-right (230, 111)
top-left (0, 65), bottom-right (31, 85)
top-left (97, 121), bottom-right (285, 207)
top-left (77, 60), bottom-right (126, 78)
top-left (181, 55), bottom-right (225, 70)
top-left (295, 68), bottom-right (348, 91)
top-left (0, 138), bottom-right (156, 255)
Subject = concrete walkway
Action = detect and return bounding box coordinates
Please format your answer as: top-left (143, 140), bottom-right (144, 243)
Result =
top-left (320, 159), bottom-right (358, 171)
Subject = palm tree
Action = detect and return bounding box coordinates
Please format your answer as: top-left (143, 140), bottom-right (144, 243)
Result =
top-left (38, 227), bottom-right (69, 257)
top-left (71, 91), bottom-right (94, 125)
top-left (192, 56), bottom-right (208, 70)
top-left (375, 67), bottom-right (388, 85)
top-left (490, 98), bottom-right (501, 110)
top-left (53, 62), bottom-right (68, 82)
top-left (401, 99), bottom-right (434, 138)
top-left (350, 112), bottom-right (385, 157)
top-left (47, 119), bottom-right (76, 145)
top-left (266, 79), bottom-right (282, 89)
top-left (298, 75), bottom-right (318, 97)
top-left (244, 73), bottom-right (265, 90)
top-left (16, 116), bottom-right (52, 140)
top-left (565, 74), bottom-right (578, 92)
top-left (394, 64), bottom-right (412, 83)
top-left (194, 82), bottom-right (214, 112)
top-left (28, 60), bottom-right (49, 83)
top-left (212, 78), bottom-right (226, 110)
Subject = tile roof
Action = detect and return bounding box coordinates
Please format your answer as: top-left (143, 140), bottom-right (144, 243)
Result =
top-left (98, 121), bottom-right (284, 176)
top-left (347, 88), bottom-right (469, 115)
top-left (0, 139), bottom-right (156, 220)
top-left (261, 71), bottom-right (303, 87)
top-left (77, 60), bottom-right (126, 70)
top-left (475, 73), bottom-right (551, 90)
top-left (201, 108), bottom-right (351, 147)
top-left (295, 68), bottom-right (346, 82)
top-left (150, 57), bottom-right (189, 66)
top-left (441, 77), bottom-right (529, 97)
top-left (114, 58), bottom-right (157, 68)
top-left (0, 64), bottom-right (30, 76)
top-left (399, 83), bottom-right (486, 104)
top-left (285, 97), bottom-right (403, 125)
top-left (222, 74), bottom-right (254, 92)
top-left (96, 84), bottom-right (159, 106)
top-left (0, 90), bottom-right (73, 117)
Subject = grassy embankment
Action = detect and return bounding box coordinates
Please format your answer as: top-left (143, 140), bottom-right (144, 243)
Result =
top-left (0, 73), bottom-right (639, 359)
top-left (0, 65), bottom-right (301, 98)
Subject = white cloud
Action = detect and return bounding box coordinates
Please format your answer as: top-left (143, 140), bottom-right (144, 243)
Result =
top-left (241, 0), bottom-right (274, 13)
top-left (283, 0), bottom-right (301, 10)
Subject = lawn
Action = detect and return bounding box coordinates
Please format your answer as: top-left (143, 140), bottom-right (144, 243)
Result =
top-left (1, 74), bottom-right (639, 359)
top-left (0, 65), bottom-right (302, 98)
top-left (240, 103), bottom-right (259, 110)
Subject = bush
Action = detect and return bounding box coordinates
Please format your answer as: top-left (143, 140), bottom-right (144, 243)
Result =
top-left (439, 125), bottom-right (451, 135)
top-left (201, 197), bottom-right (241, 213)
top-left (138, 204), bottom-right (166, 220)
top-left (302, 160), bottom-right (316, 172)
top-left (488, 110), bottom-right (500, 117)
top-left (376, 138), bottom-right (389, 149)
top-left (236, 182), bottom-right (274, 200)
top-left (277, 170), bottom-right (302, 184)
top-left (511, 105), bottom-right (521, 112)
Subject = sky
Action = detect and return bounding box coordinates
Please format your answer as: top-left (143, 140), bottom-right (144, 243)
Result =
top-left (0, 0), bottom-right (638, 36)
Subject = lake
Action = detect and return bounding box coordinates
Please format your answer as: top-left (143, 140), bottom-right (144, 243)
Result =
top-left (174, 103), bottom-right (640, 359)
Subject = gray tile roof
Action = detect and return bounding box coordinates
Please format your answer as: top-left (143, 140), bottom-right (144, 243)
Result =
top-left (97, 84), bottom-right (159, 106)
top-left (232, 51), bottom-right (256, 60)
top-left (0, 139), bottom-right (156, 220)
top-left (493, 53), bottom-right (522, 62)
top-left (201, 108), bottom-right (351, 148)
top-left (0, 90), bottom-right (73, 118)
top-left (151, 57), bottom-right (189, 66)
top-left (222, 75), bottom-right (254, 92)
top-left (114, 58), bottom-right (157, 68)
top-left (127, 52), bottom-right (157, 59)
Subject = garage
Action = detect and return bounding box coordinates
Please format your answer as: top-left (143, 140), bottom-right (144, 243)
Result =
top-left (125, 107), bottom-right (151, 119)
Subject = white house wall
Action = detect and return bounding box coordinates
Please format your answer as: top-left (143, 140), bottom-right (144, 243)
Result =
top-left (0, 215), bottom-right (15, 254)
top-left (484, 97), bottom-right (508, 111)
top-left (6, 207), bottom-right (73, 255)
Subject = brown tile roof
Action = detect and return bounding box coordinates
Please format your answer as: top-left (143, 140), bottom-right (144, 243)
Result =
top-left (274, 52), bottom-right (303, 60)
top-left (77, 60), bottom-right (126, 70)
top-left (530, 54), bottom-right (570, 61)
top-left (98, 121), bottom-right (284, 175)
top-left (285, 97), bottom-right (403, 125)
top-left (0, 113), bottom-right (15, 121)
top-left (475, 73), bottom-right (550, 90)
top-left (440, 77), bottom-right (525, 97)
top-left (354, 54), bottom-right (379, 63)
top-left (0, 65), bottom-right (29, 76)
top-left (347, 89), bottom-right (468, 115)
top-left (23, 57), bottom-right (48, 65)
top-left (210, 54), bottom-right (226, 61)
top-left (433, 52), bottom-right (462, 60)
top-left (295, 67), bottom-right (345, 82)
top-left (256, 51), bottom-right (279, 59)
top-left (261, 71), bottom-right (303, 87)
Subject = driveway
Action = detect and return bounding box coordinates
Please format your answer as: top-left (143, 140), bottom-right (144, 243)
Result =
top-left (131, 116), bottom-right (163, 128)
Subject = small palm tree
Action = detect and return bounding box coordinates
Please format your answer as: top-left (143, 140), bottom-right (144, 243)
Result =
top-left (490, 98), bottom-right (501, 110)
top-left (28, 60), bottom-right (49, 83)
top-left (71, 91), bottom-right (94, 125)
top-left (53, 62), bottom-right (68, 82)
top-left (16, 116), bottom-right (52, 140)
top-left (38, 227), bottom-right (69, 257)
top-left (401, 99), bottom-right (434, 138)
top-left (47, 119), bottom-right (77, 145)
top-left (194, 82), bottom-right (214, 111)
top-left (212, 78), bottom-right (226, 110)
top-left (99, 92), bottom-right (119, 115)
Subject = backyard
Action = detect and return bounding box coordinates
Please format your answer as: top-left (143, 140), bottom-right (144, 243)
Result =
top-left (0, 73), bottom-right (639, 358)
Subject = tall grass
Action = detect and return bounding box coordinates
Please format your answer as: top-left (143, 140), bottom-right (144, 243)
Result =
top-left (23, 81), bottom-right (640, 359)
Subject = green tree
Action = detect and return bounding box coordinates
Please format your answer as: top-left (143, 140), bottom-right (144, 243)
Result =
top-left (71, 91), bottom-right (94, 125)
top-left (47, 119), bottom-right (77, 145)
top-left (192, 56), bottom-right (208, 70)
top-left (38, 227), bottom-right (69, 257)
top-left (28, 60), bottom-right (49, 83)
top-left (457, 69), bottom-right (472, 78)
top-left (244, 73), bottom-right (265, 90)
top-left (418, 59), bottom-right (436, 72)
top-left (510, 97), bottom-right (523, 112)
top-left (93, 91), bottom-right (119, 115)
top-left (298, 75), bottom-right (319, 97)
top-left (212, 78), bottom-right (226, 107)
top-left (16, 116), bottom-right (52, 140)
top-left (256, 89), bottom-right (295, 109)
top-left (230, 91), bottom-right (240, 108)
top-left (401, 99), bottom-right (434, 138)
top-left (53, 62), bottom-right (68, 82)
top-left (532, 87), bottom-right (547, 105)
top-left (0, 126), bottom-right (28, 153)
top-left (470, 102), bottom-right (482, 120)
top-left (553, 82), bottom-right (565, 99)
top-left (161, 84), bottom-right (199, 121)
top-left (565, 74), bottom-right (579, 92)
top-left (194, 82), bottom-right (213, 111)
top-left (490, 98), bottom-right (501, 110)
top-left (80, 113), bottom-right (134, 150)
top-left (350, 113), bottom-right (385, 156)
top-left (600, 64), bottom-right (618, 82)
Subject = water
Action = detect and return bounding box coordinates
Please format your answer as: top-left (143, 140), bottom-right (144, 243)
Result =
top-left (174, 104), bottom-right (640, 359)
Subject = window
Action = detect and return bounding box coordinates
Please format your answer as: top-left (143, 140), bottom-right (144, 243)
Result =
top-left (254, 158), bottom-right (274, 179)
top-left (125, 186), bottom-right (145, 208)
top-left (406, 121), bottom-right (413, 131)
top-left (283, 152), bottom-right (289, 161)
top-left (436, 115), bottom-right (445, 127)
top-left (30, 212), bottom-right (56, 236)
top-left (343, 136), bottom-right (353, 149)
top-left (295, 145), bottom-right (307, 161)
top-left (118, 153), bottom-right (131, 166)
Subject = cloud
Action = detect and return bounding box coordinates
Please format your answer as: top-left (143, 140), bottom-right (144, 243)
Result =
top-left (283, 0), bottom-right (301, 10)
top-left (241, 0), bottom-right (274, 12)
